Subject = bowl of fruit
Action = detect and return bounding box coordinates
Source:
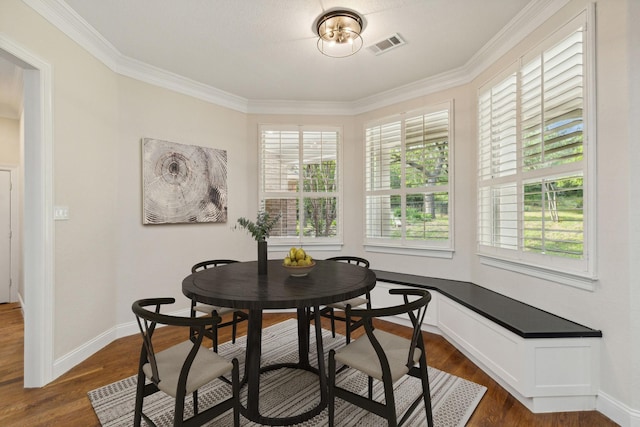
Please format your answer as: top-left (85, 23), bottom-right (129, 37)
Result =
top-left (282, 247), bottom-right (316, 277)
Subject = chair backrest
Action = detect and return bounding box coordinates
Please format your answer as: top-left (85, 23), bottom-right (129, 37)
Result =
top-left (191, 259), bottom-right (239, 273)
top-left (347, 289), bottom-right (431, 369)
top-left (326, 256), bottom-right (370, 269)
top-left (132, 298), bottom-right (220, 384)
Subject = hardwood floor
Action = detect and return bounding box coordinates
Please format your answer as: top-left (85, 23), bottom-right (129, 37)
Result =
top-left (0, 302), bottom-right (617, 426)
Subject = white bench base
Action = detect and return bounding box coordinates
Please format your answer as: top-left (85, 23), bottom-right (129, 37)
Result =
top-left (371, 281), bottom-right (600, 413)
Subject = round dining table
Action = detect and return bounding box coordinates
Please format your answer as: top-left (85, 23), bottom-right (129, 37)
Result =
top-left (182, 258), bottom-right (376, 426)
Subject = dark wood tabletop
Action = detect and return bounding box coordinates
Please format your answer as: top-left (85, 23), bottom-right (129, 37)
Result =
top-left (182, 259), bottom-right (377, 310)
top-left (181, 258), bottom-right (376, 425)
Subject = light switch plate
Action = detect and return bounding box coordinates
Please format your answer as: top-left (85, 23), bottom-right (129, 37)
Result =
top-left (54, 206), bottom-right (69, 220)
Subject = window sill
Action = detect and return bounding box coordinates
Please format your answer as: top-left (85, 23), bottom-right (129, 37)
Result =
top-left (478, 254), bottom-right (597, 291)
top-left (364, 243), bottom-right (454, 259)
top-left (269, 242), bottom-right (343, 252)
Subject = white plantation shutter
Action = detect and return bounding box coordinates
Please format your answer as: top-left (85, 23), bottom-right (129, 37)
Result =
top-left (477, 13), bottom-right (593, 284)
top-left (521, 30), bottom-right (584, 172)
top-left (478, 72), bottom-right (518, 248)
top-left (365, 121), bottom-right (401, 191)
top-left (259, 126), bottom-right (341, 243)
top-left (262, 130), bottom-right (299, 192)
top-left (405, 111), bottom-right (449, 188)
top-left (478, 74), bottom-right (518, 181)
top-left (365, 121), bottom-right (401, 238)
top-left (365, 103), bottom-right (452, 252)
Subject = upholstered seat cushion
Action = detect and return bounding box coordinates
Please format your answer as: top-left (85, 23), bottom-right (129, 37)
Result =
top-left (327, 297), bottom-right (368, 310)
top-left (193, 304), bottom-right (236, 316)
top-left (334, 329), bottom-right (421, 382)
top-left (142, 341), bottom-right (233, 397)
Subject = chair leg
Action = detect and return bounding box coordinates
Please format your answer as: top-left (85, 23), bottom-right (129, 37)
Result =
top-left (133, 369), bottom-right (145, 427)
top-left (345, 312), bottom-right (351, 344)
top-left (232, 358), bottom-right (240, 427)
top-left (174, 389), bottom-right (186, 427)
top-left (328, 350), bottom-right (336, 427)
top-left (382, 376), bottom-right (398, 427)
top-left (212, 325), bottom-right (219, 353)
top-left (231, 312), bottom-right (238, 344)
top-left (193, 390), bottom-right (199, 415)
top-left (420, 358), bottom-right (434, 427)
top-left (330, 308), bottom-right (336, 338)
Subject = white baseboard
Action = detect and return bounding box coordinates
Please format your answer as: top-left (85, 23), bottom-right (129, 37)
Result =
top-left (596, 390), bottom-right (640, 427)
top-left (18, 292), bottom-right (25, 317)
top-left (52, 326), bottom-right (117, 380)
top-left (52, 307), bottom-right (191, 381)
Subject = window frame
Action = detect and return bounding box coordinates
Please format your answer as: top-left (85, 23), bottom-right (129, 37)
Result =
top-left (363, 101), bottom-right (455, 258)
top-left (476, 9), bottom-right (597, 290)
top-left (258, 124), bottom-right (343, 250)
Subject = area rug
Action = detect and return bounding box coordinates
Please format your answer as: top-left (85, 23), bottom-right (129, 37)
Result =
top-left (88, 319), bottom-right (486, 426)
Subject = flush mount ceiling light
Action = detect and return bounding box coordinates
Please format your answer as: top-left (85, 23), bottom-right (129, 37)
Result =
top-left (315, 9), bottom-right (364, 58)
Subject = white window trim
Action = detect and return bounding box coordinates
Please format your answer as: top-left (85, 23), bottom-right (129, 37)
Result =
top-left (363, 101), bottom-right (455, 257)
top-left (477, 7), bottom-right (597, 290)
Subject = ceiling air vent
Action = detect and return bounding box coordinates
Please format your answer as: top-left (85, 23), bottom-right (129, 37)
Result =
top-left (367, 33), bottom-right (406, 55)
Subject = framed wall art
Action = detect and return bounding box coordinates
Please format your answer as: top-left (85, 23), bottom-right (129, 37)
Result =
top-left (142, 138), bottom-right (228, 224)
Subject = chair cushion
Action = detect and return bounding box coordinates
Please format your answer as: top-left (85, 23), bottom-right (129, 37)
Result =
top-left (327, 297), bottom-right (368, 310)
top-left (142, 341), bottom-right (233, 397)
top-left (193, 304), bottom-right (236, 315)
top-left (334, 329), bottom-right (421, 382)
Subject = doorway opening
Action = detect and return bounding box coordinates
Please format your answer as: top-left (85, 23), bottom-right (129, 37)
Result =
top-left (0, 36), bottom-right (54, 388)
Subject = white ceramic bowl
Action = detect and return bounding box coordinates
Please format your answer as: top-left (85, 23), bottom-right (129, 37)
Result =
top-left (282, 261), bottom-right (316, 277)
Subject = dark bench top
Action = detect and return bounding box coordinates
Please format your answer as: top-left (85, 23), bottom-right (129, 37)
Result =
top-left (372, 270), bottom-right (602, 339)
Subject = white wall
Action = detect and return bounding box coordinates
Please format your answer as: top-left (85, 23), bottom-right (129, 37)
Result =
top-left (114, 76), bottom-right (251, 324)
top-left (625, 0), bottom-right (640, 414)
top-left (0, 117), bottom-right (20, 164)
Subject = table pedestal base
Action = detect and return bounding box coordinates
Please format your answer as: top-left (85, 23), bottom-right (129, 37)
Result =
top-left (240, 307), bottom-right (327, 426)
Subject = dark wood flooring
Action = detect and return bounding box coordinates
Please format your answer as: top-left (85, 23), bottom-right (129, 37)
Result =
top-left (0, 302), bottom-right (617, 426)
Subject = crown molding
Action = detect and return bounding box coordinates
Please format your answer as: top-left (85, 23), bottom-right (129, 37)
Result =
top-left (22, 0), bottom-right (250, 113)
top-left (22, 0), bottom-right (120, 71)
top-left (23, 0), bottom-right (569, 116)
top-left (465, 0), bottom-right (571, 78)
top-left (117, 56), bottom-right (248, 113)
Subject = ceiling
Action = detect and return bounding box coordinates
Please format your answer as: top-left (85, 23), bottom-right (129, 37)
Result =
top-left (0, 0), bottom-right (536, 118)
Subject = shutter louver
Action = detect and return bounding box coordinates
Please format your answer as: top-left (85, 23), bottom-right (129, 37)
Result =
top-left (262, 130), bottom-right (299, 192)
top-left (365, 122), bottom-right (401, 191)
top-left (522, 29), bottom-right (584, 172)
top-left (405, 111), bottom-right (449, 188)
top-left (478, 74), bottom-right (518, 181)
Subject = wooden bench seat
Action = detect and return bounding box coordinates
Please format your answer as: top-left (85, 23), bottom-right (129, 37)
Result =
top-left (370, 270), bottom-right (602, 414)
top-left (372, 270), bottom-right (602, 339)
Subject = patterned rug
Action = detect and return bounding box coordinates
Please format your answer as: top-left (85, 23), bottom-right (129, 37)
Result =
top-left (88, 319), bottom-right (486, 426)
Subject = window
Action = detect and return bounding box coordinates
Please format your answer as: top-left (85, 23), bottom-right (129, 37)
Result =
top-left (477, 12), bottom-right (595, 288)
top-left (364, 103), bottom-right (453, 256)
top-left (259, 125), bottom-right (341, 246)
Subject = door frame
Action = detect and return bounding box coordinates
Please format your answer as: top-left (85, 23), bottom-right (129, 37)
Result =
top-left (0, 36), bottom-right (54, 388)
top-left (0, 166), bottom-right (20, 303)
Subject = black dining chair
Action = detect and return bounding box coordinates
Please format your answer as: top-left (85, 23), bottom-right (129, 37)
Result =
top-left (190, 260), bottom-right (248, 352)
top-left (132, 297), bottom-right (240, 427)
top-left (328, 288), bottom-right (434, 427)
top-left (316, 256), bottom-right (371, 344)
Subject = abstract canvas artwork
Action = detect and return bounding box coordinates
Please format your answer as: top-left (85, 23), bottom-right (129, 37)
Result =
top-left (142, 138), bottom-right (228, 224)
